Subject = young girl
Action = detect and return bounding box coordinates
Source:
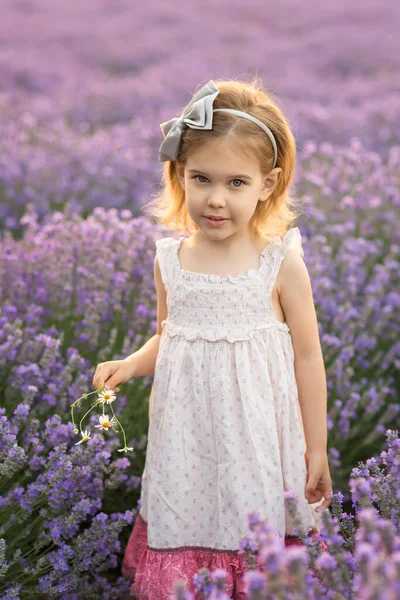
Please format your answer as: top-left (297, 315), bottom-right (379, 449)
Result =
top-left (104, 78), bottom-right (333, 599)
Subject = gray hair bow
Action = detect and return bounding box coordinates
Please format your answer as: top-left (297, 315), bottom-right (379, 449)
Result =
top-left (158, 79), bottom-right (278, 168)
top-left (159, 80), bottom-right (220, 162)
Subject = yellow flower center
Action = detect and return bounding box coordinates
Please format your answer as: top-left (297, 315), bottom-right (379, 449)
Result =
top-left (104, 394), bottom-right (111, 400)
top-left (83, 436), bottom-right (89, 442)
top-left (102, 422), bottom-right (110, 428)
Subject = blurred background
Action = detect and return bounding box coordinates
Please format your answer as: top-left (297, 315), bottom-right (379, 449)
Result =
top-left (1, 0), bottom-right (399, 229)
top-left (0, 1), bottom-right (399, 598)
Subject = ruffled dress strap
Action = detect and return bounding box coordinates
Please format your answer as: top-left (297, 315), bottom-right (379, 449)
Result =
top-left (155, 237), bottom-right (179, 295)
top-left (279, 226), bottom-right (304, 257)
top-left (265, 227), bottom-right (304, 290)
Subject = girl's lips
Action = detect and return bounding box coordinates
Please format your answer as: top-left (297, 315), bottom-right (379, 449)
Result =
top-left (204, 216), bottom-right (229, 227)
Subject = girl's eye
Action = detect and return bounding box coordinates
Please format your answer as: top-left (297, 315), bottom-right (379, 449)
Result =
top-left (193, 175), bottom-right (245, 187)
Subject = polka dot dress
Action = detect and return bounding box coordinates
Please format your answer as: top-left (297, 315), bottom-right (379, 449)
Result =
top-left (122, 228), bottom-right (326, 599)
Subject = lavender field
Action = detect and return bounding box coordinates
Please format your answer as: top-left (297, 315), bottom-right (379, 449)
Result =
top-left (1, 1), bottom-right (400, 599)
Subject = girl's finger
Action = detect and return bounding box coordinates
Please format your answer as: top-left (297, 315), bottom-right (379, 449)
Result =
top-left (316, 499), bottom-right (331, 511)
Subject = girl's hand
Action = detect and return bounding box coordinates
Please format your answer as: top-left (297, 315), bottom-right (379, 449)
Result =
top-left (304, 451), bottom-right (333, 512)
top-left (92, 358), bottom-right (137, 393)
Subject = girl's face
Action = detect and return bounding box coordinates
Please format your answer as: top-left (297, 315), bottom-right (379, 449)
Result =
top-left (177, 136), bottom-right (281, 244)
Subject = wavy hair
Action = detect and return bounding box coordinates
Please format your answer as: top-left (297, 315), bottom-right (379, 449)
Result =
top-left (142, 76), bottom-right (303, 240)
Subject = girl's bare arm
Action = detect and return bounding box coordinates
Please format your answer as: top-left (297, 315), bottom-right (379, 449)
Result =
top-left (125, 256), bottom-right (167, 377)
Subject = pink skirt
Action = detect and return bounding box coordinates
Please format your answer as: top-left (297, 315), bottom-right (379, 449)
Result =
top-left (122, 513), bottom-right (328, 600)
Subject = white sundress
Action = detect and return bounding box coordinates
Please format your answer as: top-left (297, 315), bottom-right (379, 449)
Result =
top-left (122, 227), bottom-right (324, 600)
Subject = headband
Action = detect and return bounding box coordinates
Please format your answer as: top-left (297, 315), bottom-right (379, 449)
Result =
top-left (159, 79), bottom-right (278, 169)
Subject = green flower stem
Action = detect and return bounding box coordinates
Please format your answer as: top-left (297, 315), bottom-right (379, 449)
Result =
top-left (5, 540), bottom-right (57, 573)
top-left (1, 497), bottom-right (47, 536)
top-left (5, 510), bottom-right (48, 553)
top-left (79, 401), bottom-right (101, 433)
top-left (0, 469), bottom-right (33, 494)
top-left (23, 540), bottom-right (56, 560)
top-left (70, 389), bottom-right (104, 430)
top-left (109, 403), bottom-right (127, 448)
top-left (11, 562), bottom-right (53, 585)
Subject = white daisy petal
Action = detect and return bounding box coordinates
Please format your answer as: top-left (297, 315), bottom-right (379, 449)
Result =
top-left (98, 389), bottom-right (117, 405)
top-left (75, 429), bottom-right (91, 445)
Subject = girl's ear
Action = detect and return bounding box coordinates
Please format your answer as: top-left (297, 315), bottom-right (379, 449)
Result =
top-left (260, 167), bottom-right (282, 200)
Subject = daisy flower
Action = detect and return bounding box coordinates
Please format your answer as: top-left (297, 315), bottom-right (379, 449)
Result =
top-left (118, 446), bottom-right (134, 453)
top-left (75, 429), bottom-right (91, 445)
top-left (95, 414), bottom-right (118, 430)
top-left (98, 388), bottom-right (116, 405)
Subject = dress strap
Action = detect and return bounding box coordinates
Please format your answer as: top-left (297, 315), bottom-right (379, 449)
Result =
top-left (278, 227), bottom-right (304, 257)
top-left (264, 227), bottom-right (304, 292)
top-left (155, 237), bottom-right (179, 294)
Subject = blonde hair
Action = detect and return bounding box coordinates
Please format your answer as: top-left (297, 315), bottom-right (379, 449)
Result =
top-left (142, 76), bottom-right (303, 240)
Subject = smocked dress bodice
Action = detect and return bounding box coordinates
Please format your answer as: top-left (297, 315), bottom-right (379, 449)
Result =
top-left (157, 228), bottom-right (304, 343)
